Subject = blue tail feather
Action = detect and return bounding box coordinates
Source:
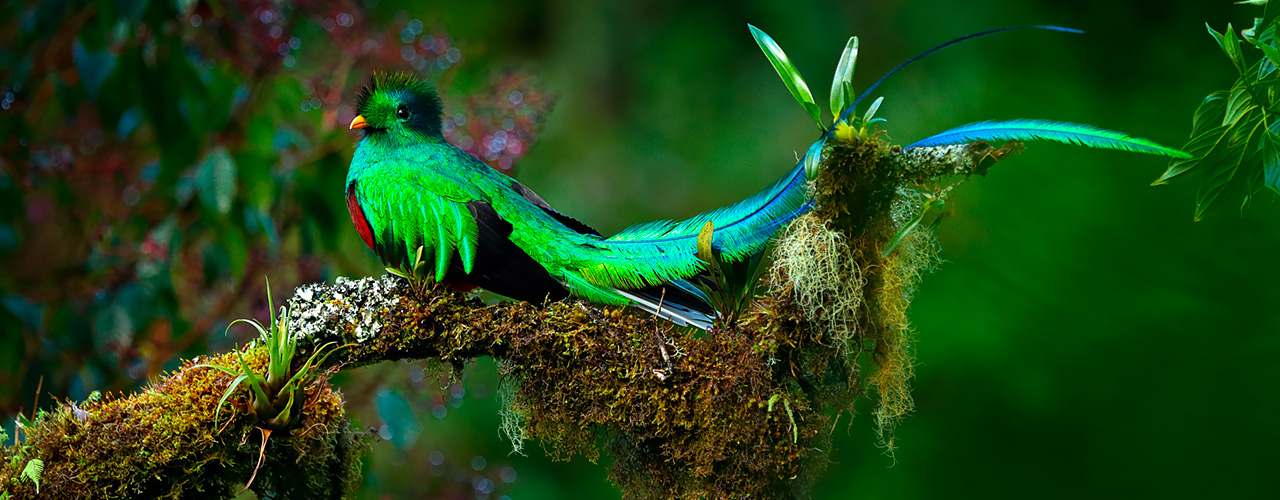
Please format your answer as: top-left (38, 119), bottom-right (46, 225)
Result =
top-left (905, 119), bottom-right (1192, 158)
top-left (603, 160), bottom-right (810, 265)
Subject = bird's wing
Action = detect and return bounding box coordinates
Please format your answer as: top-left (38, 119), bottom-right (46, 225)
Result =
top-left (459, 200), bottom-right (570, 303)
top-left (353, 163), bottom-right (481, 281)
top-left (507, 180), bottom-right (602, 237)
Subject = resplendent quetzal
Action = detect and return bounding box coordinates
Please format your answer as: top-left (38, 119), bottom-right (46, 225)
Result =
top-left (345, 72), bottom-right (808, 328)
top-left (345, 27), bottom-right (1189, 329)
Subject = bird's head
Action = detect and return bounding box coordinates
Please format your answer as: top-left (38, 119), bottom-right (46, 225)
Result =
top-left (349, 71), bottom-right (444, 142)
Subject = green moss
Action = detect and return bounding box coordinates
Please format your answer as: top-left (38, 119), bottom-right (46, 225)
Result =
top-left (0, 349), bottom-right (366, 500)
top-left (813, 138), bottom-right (894, 236)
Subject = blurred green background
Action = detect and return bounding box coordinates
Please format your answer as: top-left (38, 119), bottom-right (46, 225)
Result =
top-left (2, 0), bottom-right (1276, 498)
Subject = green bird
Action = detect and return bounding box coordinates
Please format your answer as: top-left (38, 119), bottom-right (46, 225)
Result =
top-left (344, 72), bottom-right (810, 328)
top-left (343, 30), bottom-right (1189, 329)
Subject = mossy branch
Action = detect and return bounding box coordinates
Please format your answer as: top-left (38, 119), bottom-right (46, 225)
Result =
top-left (0, 138), bottom-right (1013, 499)
top-left (0, 349), bottom-right (365, 500)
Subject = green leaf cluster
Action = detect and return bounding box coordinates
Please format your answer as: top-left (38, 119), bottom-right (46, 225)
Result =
top-left (750, 25), bottom-right (886, 183)
top-left (1157, 2), bottom-right (1280, 219)
top-left (749, 25), bottom-right (875, 134)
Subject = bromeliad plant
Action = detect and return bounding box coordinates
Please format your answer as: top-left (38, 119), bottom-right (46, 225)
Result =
top-left (195, 278), bottom-right (343, 490)
top-left (197, 279), bottom-right (340, 431)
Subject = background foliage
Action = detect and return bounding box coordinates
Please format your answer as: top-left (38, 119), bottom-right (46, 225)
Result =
top-left (1, 0), bottom-right (1275, 498)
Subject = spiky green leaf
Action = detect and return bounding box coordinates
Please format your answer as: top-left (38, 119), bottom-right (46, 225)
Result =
top-left (749, 24), bottom-right (824, 130)
top-left (194, 362), bottom-right (241, 377)
top-left (271, 389), bottom-right (298, 428)
top-left (269, 307), bottom-right (295, 386)
top-left (282, 342), bottom-right (340, 395)
top-left (227, 318), bottom-right (267, 340)
top-left (213, 373), bottom-right (251, 423)
top-left (265, 277), bottom-right (275, 333)
top-left (234, 348), bottom-right (272, 406)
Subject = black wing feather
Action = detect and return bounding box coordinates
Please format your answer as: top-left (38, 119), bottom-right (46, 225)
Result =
top-left (444, 201), bottom-right (569, 303)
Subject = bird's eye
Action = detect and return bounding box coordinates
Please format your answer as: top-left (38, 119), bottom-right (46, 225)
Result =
top-left (396, 105), bottom-right (411, 121)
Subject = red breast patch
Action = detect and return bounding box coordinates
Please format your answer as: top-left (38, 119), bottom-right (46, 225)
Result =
top-left (346, 183), bottom-right (376, 251)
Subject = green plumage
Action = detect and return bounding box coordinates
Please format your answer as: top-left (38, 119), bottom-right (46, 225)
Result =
top-left (345, 72), bottom-right (809, 312)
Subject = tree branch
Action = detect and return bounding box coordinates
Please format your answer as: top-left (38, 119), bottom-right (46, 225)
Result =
top-left (0, 139), bottom-right (1014, 499)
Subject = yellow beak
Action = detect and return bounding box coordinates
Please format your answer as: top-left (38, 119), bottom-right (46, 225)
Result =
top-left (349, 115), bottom-right (368, 130)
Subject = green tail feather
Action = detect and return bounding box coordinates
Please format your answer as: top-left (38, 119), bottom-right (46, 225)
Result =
top-left (578, 162), bottom-right (810, 289)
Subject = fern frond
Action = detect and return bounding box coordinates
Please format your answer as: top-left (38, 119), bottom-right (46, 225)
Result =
top-left (905, 119), bottom-right (1191, 158)
top-left (21, 458), bottom-right (44, 493)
